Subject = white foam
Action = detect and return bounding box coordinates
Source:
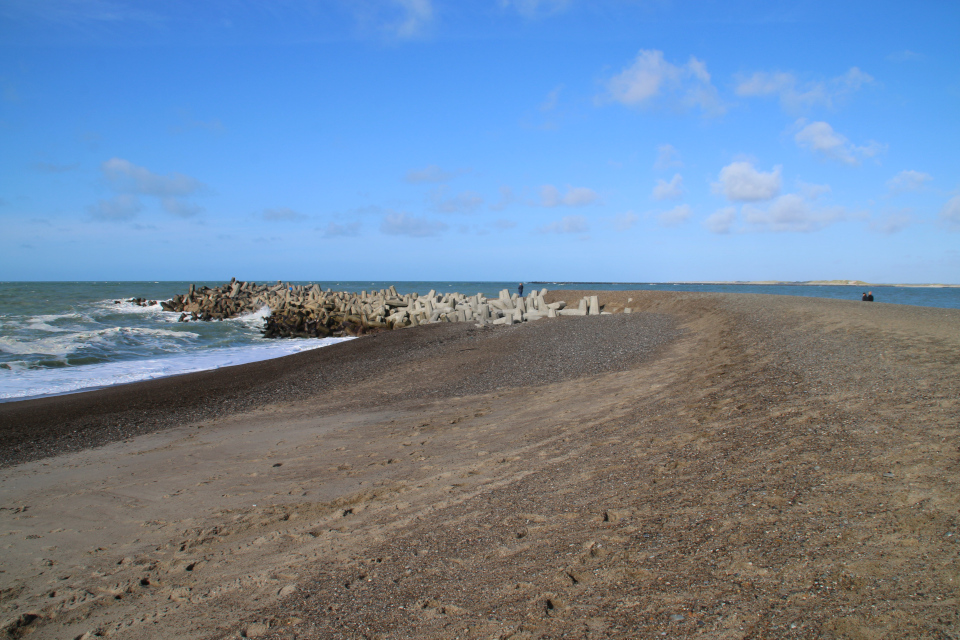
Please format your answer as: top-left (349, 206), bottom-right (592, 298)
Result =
top-left (92, 299), bottom-right (166, 317)
top-left (232, 305), bottom-right (272, 328)
top-left (0, 337), bottom-right (353, 401)
top-left (26, 322), bottom-right (73, 333)
top-left (0, 326), bottom-right (200, 357)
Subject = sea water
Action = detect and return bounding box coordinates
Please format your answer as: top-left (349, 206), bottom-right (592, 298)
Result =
top-left (2, 280), bottom-right (957, 402)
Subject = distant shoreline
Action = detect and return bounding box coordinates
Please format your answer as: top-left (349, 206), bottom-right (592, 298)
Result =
top-left (529, 280), bottom-right (960, 288)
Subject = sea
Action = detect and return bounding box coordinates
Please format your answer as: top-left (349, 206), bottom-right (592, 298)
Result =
top-left (2, 280), bottom-right (958, 403)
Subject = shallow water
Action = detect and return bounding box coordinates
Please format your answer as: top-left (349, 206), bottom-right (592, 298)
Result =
top-left (1, 280), bottom-right (956, 401)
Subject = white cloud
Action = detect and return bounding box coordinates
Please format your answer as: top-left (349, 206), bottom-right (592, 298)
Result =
top-left (390, 0), bottom-right (433, 38)
top-left (742, 194), bottom-right (844, 232)
top-left (887, 50), bottom-right (923, 62)
top-left (2, 1), bottom-right (162, 27)
top-left (887, 170), bottom-right (933, 194)
top-left (712, 162), bottom-right (782, 202)
top-left (796, 180), bottom-right (831, 200)
top-left (380, 212), bottom-right (447, 237)
top-left (540, 85), bottom-right (563, 111)
top-left (99, 157), bottom-right (205, 217)
top-left (794, 120), bottom-right (884, 165)
top-left (161, 197), bottom-right (202, 217)
top-left (405, 164), bottom-right (454, 183)
top-left (102, 158), bottom-right (204, 197)
top-left (88, 194), bottom-right (143, 221)
top-left (491, 219), bottom-right (517, 230)
top-left (322, 221), bottom-right (362, 238)
top-left (489, 186), bottom-right (516, 212)
top-left (171, 109), bottom-right (224, 135)
top-left (603, 50), bottom-right (723, 115)
top-left (704, 206), bottom-right (737, 234)
top-left (538, 215), bottom-right (588, 234)
top-left (654, 144), bottom-right (682, 171)
top-left (430, 188), bottom-right (484, 214)
top-left (500, 0), bottom-right (571, 18)
top-left (869, 212), bottom-right (914, 234)
top-left (735, 67), bottom-right (873, 113)
top-left (613, 211), bottom-right (638, 231)
top-left (652, 173), bottom-right (683, 200)
top-left (658, 204), bottom-right (691, 227)
top-left (540, 185), bottom-right (599, 207)
top-left (262, 207), bottom-right (307, 222)
top-left (939, 195), bottom-right (960, 231)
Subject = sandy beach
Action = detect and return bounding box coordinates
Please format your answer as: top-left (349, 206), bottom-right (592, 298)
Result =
top-left (1, 290), bottom-right (958, 639)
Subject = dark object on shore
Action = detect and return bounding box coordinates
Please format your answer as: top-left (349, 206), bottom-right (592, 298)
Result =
top-left (862, 291), bottom-right (874, 302)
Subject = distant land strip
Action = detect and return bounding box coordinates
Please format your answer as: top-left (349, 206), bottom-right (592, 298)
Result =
top-left (529, 280), bottom-right (960, 287)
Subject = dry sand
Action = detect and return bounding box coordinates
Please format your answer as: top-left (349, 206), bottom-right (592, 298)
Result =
top-left (1, 291), bottom-right (958, 639)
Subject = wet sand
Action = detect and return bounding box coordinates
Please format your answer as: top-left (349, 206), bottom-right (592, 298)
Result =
top-left (1, 291), bottom-right (958, 639)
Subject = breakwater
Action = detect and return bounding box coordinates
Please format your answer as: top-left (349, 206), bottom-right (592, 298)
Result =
top-left (158, 279), bottom-right (618, 338)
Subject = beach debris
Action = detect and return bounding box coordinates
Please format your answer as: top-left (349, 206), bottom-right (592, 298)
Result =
top-left (155, 278), bottom-right (613, 338)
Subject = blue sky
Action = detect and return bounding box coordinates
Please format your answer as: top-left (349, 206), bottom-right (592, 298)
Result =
top-left (1, 0), bottom-right (958, 283)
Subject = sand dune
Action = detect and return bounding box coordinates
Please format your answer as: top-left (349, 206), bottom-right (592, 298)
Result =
top-left (1, 291), bottom-right (957, 639)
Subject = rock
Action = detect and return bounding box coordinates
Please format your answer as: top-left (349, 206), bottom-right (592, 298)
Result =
top-left (243, 622), bottom-right (269, 637)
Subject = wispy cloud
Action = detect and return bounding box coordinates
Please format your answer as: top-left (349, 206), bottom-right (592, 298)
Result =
top-left (602, 49), bottom-right (724, 115)
top-left (735, 67), bottom-right (873, 113)
top-left (613, 211), bottom-right (638, 231)
top-left (742, 194), bottom-right (845, 232)
top-left (540, 85), bottom-right (564, 112)
top-left (161, 198), bottom-right (202, 217)
top-left (380, 212), bottom-right (447, 237)
top-left (500, 0), bottom-right (572, 19)
top-left (703, 206), bottom-right (737, 234)
top-left (887, 50), bottom-right (923, 63)
top-left (388, 0), bottom-right (433, 38)
top-left (658, 204), bottom-right (692, 227)
top-left (489, 186), bottom-right (516, 212)
top-left (405, 164), bottom-right (455, 184)
top-left (540, 185), bottom-right (598, 207)
top-left (796, 180), bottom-right (831, 200)
top-left (886, 170), bottom-right (933, 194)
top-left (88, 194), bottom-right (143, 221)
top-left (939, 195), bottom-right (960, 231)
top-left (0, 0), bottom-right (163, 26)
top-left (793, 120), bottom-right (885, 165)
top-left (96, 157), bottom-right (206, 218)
top-left (322, 221), bottom-right (362, 238)
top-left (102, 157), bottom-right (204, 197)
top-left (654, 144), bottom-right (682, 171)
top-left (538, 215), bottom-right (588, 234)
top-left (869, 212), bottom-right (915, 234)
top-left (653, 173), bottom-right (683, 200)
top-left (430, 187), bottom-right (484, 214)
top-left (712, 162), bottom-right (781, 202)
top-left (261, 207), bottom-right (307, 222)
top-left (33, 161), bottom-right (79, 173)
top-left (170, 109), bottom-right (224, 135)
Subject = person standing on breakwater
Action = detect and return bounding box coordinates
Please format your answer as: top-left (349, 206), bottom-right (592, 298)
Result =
top-left (518, 283), bottom-right (524, 297)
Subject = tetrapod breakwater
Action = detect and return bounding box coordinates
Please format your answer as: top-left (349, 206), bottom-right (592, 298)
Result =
top-left (156, 280), bottom-right (628, 338)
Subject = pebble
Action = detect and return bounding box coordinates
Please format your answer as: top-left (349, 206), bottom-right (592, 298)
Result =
top-left (243, 622), bottom-right (268, 637)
